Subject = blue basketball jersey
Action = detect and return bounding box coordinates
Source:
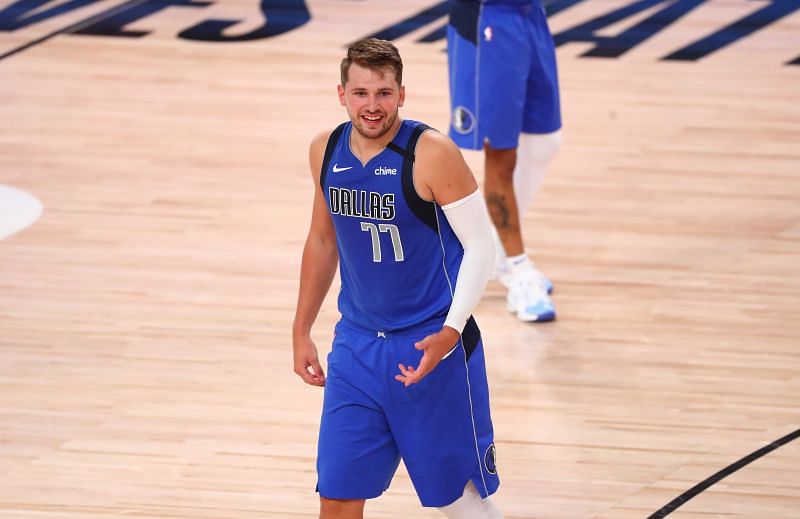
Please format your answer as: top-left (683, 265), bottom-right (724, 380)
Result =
top-left (320, 120), bottom-right (463, 332)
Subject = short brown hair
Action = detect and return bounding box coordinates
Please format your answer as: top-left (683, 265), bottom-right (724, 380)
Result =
top-left (340, 38), bottom-right (403, 87)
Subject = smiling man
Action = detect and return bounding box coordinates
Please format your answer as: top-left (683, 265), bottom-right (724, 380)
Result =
top-left (292, 38), bottom-right (503, 518)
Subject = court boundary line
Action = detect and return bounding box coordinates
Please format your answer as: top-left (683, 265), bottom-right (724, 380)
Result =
top-left (648, 427), bottom-right (800, 518)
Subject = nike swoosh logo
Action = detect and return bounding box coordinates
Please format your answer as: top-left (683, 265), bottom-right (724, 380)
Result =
top-left (332, 164), bottom-right (353, 173)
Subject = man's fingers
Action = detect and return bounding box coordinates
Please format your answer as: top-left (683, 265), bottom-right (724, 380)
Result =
top-left (396, 363), bottom-right (419, 386)
top-left (297, 369), bottom-right (316, 385)
top-left (398, 363), bottom-right (416, 376)
top-left (310, 359), bottom-right (326, 381)
top-left (303, 372), bottom-right (323, 386)
top-left (397, 331), bottom-right (453, 386)
top-left (397, 351), bottom-right (441, 386)
top-left (396, 360), bottom-right (428, 386)
top-left (396, 372), bottom-right (419, 386)
top-left (296, 363), bottom-right (325, 386)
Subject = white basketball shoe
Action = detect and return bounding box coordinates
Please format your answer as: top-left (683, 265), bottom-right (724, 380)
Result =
top-left (504, 255), bottom-right (556, 322)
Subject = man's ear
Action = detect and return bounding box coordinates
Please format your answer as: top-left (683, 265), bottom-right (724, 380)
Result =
top-left (337, 84), bottom-right (346, 106)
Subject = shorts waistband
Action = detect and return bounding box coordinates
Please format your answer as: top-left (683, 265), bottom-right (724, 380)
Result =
top-left (335, 318), bottom-right (446, 339)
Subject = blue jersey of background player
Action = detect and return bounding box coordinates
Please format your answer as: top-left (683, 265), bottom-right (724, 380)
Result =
top-left (448, 0), bottom-right (563, 323)
top-left (293, 39), bottom-right (504, 518)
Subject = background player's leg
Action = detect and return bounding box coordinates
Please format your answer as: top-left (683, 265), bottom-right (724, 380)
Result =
top-left (498, 1), bottom-right (563, 303)
top-left (483, 145), bottom-right (523, 256)
top-left (320, 497), bottom-right (365, 519)
top-left (513, 130), bottom-right (562, 216)
top-left (505, 130), bottom-right (562, 296)
top-left (437, 481), bottom-right (503, 519)
top-left (485, 143), bottom-right (555, 322)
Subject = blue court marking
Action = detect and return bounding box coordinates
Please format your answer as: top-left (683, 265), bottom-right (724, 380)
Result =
top-left (0, 0), bottom-right (148, 62)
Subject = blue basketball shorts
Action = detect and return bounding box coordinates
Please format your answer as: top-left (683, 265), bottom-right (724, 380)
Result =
top-left (316, 318), bottom-right (499, 507)
top-left (447, 1), bottom-right (562, 150)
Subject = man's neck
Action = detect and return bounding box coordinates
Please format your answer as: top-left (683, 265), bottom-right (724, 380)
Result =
top-left (350, 118), bottom-right (403, 164)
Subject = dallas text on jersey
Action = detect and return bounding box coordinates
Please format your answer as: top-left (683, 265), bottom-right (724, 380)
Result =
top-left (329, 187), bottom-right (396, 221)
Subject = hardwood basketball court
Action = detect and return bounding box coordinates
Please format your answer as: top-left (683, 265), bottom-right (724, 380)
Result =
top-left (1, 1), bottom-right (798, 517)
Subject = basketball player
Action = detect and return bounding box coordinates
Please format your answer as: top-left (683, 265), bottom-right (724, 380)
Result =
top-left (292, 38), bottom-right (503, 518)
top-left (447, 0), bottom-right (563, 322)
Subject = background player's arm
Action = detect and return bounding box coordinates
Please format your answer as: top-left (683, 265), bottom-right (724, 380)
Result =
top-left (396, 132), bottom-right (495, 387)
top-left (292, 131), bottom-right (339, 387)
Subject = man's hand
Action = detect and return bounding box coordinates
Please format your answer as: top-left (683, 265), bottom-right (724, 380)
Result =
top-left (395, 327), bottom-right (460, 387)
top-left (293, 334), bottom-right (326, 386)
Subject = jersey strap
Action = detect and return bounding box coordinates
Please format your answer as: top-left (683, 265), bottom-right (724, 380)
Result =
top-left (389, 123), bottom-right (439, 233)
top-left (319, 122), bottom-right (347, 191)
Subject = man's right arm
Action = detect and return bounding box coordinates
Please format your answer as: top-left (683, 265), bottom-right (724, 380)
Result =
top-left (291, 131), bottom-right (338, 387)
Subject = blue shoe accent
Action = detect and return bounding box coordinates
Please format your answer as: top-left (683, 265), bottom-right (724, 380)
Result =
top-left (542, 275), bottom-right (554, 294)
top-left (507, 295), bottom-right (557, 322)
top-left (521, 301), bottom-right (556, 322)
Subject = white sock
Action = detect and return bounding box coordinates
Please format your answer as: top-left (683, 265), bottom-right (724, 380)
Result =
top-left (438, 481), bottom-right (503, 519)
top-left (513, 130), bottom-right (562, 217)
top-left (506, 252), bottom-right (533, 277)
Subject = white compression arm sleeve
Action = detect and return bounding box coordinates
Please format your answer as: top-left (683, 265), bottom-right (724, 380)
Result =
top-left (441, 189), bottom-right (496, 333)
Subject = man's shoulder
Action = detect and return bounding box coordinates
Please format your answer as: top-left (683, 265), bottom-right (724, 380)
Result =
top-left (415, 125), bottom-right (459, 158)
top-left (311, 123), bottom-right (349, 154)
top-left (310, 130), bottom-right (329, 148)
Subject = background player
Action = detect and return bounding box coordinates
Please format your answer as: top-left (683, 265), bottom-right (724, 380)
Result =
top-left (447, 0), bottom-right (563, 322)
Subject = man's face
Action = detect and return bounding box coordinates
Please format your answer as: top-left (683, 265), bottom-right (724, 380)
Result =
top-left (338, 63), bottom-right (405, 140)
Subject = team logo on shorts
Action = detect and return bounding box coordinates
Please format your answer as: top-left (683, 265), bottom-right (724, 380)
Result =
top-left (452, 106), bottom-right (475, 135)
top-left (484, 443), bottom-right (497, 474)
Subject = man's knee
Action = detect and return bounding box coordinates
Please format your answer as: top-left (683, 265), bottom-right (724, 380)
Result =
top-left (519, 130), bottom-right (562, 164)
top-left (319, 497), bottom-right (365, 519)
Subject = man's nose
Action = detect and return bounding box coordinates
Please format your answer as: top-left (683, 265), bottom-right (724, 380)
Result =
top-left (367, 95), bottom-right (379, 110)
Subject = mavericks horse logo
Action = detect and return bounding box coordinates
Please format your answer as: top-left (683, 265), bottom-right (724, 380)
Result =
top-left (484, 443), bottom-right (497, 474)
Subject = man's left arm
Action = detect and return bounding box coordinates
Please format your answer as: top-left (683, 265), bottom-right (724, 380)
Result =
top-left (395, 131), bottom-right (495, 386)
